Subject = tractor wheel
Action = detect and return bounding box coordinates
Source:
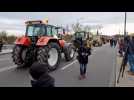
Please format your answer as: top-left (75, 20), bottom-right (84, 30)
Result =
top-left (12, 45), bottom-right (33, 68)
top-left (37, 43), bottom-right (61, 71)
top-left (64, 43), bottom-right (75, 61)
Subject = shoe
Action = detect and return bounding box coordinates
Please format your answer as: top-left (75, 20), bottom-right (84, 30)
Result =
top-left (78, 75), bottom-right (83, 80)
top-left (127, 71), bottom-right (134, 76)
top-left (82, 74), bottom-right (86, 79)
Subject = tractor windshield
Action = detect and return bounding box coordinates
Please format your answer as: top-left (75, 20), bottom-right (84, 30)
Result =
top-left (26, 24), bottom-right (44, 36)
top-left (75, 32), bottom-right (85, 39)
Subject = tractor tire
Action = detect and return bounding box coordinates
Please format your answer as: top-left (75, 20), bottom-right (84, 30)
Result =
top-left (12, 45), bottom-right (34, 68)
top-left (64, 43), bottom-right (75, 61)
top-left (37, 43), bottom-right (61, 71)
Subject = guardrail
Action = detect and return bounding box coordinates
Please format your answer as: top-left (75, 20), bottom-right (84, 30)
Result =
top-left (2, 44), bottom-right (14, 50)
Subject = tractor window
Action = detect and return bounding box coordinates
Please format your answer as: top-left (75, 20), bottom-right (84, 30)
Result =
top-left (58, 29), bottom-right (63, 34)
top-left (46, 26), bottom-right (52, 36)
top-left (27, 26), bottom-right (33, 36)
top-left (52, 27), bottom-right (58, 36)
top-left (27, 24), bottom-right (43, 36)
top-left (75, 32), bottom-right (85, 39)
top-left (34, 27), bottom-right (41, 35)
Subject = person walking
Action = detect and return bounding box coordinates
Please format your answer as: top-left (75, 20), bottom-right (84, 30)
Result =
top-left (114, 38), bottom-right (117, 47)
top-left (29, 62), bottom-right (55, 87)
top-left (0, 39), bottom-right (3, 52)
top-left (125, 36), bottom-right (134, 75)
top-left (77, 40), bottom-right (91, 80)
top-left (118, 38), bottom-right (124, 57)
top-left (110, 38), bottom-right (113, 47)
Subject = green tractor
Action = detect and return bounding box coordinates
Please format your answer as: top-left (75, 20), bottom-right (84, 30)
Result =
top-left (72, 31), bottom-right (87, 49)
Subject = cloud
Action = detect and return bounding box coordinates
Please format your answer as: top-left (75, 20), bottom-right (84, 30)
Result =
top-left (0, 12), bottom-right (133, 36)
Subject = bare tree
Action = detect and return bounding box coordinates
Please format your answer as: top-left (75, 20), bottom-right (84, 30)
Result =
top-left (72, 22), bottom-right (82, 32)
top-left (83, 25), bottom-right (91, 32)
top-left (0, 31), bottom-right (8, 43)
top-left (0, 31), bottom-right (17, 44)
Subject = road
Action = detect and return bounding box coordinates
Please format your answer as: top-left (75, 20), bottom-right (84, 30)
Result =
top-left (0, 43), bottom-right (117, 87)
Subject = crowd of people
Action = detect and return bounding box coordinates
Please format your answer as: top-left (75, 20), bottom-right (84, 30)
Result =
top-left (118, 36), bottom-right (134, 75)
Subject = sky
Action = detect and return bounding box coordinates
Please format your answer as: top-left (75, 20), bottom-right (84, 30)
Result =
top-left (0, 12), bottom-right (134, 36)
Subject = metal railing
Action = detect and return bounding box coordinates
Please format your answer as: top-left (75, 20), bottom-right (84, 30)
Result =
top-left (2, 44), bottom-right (14, 50)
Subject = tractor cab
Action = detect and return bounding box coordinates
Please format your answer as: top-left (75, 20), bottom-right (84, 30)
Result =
top-left (26, 20), bottom-right (58, 36)
top-left (74, 31), bottom-right (87, 41)
top-left (55, 27), bottom-right (65, 39)
top-left (73, 31), bottom-right (88, 49)
top-left (25, 20), bottom-right (67, 41)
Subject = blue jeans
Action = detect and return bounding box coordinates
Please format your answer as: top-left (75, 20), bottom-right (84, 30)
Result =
top-left (113, 43), bottom-right (116, 48)
top-left (128, 54), bottom-right (134, 72)
top-left (80, 64), bottom-right (87, 75)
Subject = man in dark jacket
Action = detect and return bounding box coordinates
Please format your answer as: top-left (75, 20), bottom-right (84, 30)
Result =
top-left (0, 39), bottom-right (3, 52)
top-left (29, 62), bottom-right (55, 87)
top-left (110, 38), bottom-right (113, 47)
top-left (118, 38), bottom-right (124, 57)
top-left (113, 38), bottom-right (117, 47)
top-left (77, 41), bottom-right (91, 80)
top-left (126, 36), bottom-right (134, 75)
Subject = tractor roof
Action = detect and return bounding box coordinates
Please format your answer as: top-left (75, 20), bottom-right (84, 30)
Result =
top-left (25, 20), bottom-right (58, 28)
top-left (55, 27), bottom-right (63, 29)
top-left (75, 31), bottom-right (86, 33)
top-left (25, 20), bottom-right (44, 25)
top-left (25, 20), bottom-right (50, 25)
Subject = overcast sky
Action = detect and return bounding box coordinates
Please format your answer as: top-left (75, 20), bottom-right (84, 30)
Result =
top-left (0, 12), bottom-right (134, 36)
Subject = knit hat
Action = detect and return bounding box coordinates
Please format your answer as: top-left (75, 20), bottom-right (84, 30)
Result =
top-left (29, 62), bottom-right (49, 80)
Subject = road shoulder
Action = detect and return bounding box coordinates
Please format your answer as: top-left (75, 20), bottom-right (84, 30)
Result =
top-left (116, 54), bottom-right (134, 87)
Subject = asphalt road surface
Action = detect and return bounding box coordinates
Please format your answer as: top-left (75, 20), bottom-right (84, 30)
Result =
top-left (0, 43), bottom-right (117, 87)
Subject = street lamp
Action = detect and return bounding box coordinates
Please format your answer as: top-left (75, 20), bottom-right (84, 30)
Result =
top-left (124, 12), bottom-right (127, 37)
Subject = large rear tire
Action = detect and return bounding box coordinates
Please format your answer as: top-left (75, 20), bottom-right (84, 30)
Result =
top-left (12, 45), bottom-right (34, 68)
top-left (64, 43), bottom-right (75, 61)
top-left (37, 43), bottom-right (61, 71)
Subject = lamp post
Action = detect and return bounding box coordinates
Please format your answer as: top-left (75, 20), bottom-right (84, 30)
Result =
top-left (124, 12), bottom-right (127, 37)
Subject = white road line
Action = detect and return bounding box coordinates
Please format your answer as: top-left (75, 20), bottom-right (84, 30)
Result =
top-left (61, 60), bottom-right (78, 70)
top-left (0, 58), bottom-right (11, 61)
top-left (0, 65), bottom-right (17, 73)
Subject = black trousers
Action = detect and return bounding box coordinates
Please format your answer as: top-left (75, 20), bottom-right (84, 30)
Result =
top-left (0, 45), bottom-right (2, 52)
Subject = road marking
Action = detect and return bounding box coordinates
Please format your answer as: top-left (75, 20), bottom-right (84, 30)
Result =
top-left (109, 48), bottom-right (117, 87)
top-left (60, 45), bottom-right (104, 69)
top-left (0, 65), bottom-right (17, 73)
top-left (0, 58), bottom-right (11, 61)
top-left (61, 60), bottom-right (78, 70)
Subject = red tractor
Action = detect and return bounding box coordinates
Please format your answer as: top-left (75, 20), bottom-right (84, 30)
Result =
top-left (12, 20), bottom-right (75, 71)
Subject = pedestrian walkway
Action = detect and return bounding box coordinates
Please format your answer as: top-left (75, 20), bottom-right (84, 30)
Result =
top-left (116, 55), bottom-right (134, 87)
top-left (0, 49), bottom-right (12, 55)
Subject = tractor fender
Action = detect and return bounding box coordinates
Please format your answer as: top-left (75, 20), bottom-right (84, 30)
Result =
top-left (36, 36), bottom-right (56, 46)
top-left (15, 36), bottom-right (31, 46)
top-left (59, 40), bottom-right (65, 48)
